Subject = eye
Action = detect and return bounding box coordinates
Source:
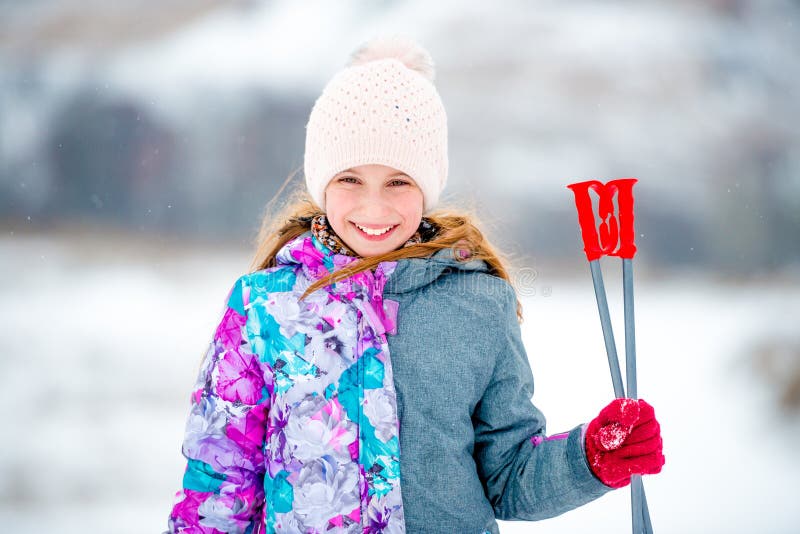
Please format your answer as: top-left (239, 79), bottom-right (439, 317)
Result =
top-left (337, 176), bottom-right (359, 184)
top-left (389, 178), bottom-right (411, 186)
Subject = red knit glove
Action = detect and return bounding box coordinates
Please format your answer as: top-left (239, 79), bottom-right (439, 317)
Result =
top-left (584, 398), bottom-right (665, 488)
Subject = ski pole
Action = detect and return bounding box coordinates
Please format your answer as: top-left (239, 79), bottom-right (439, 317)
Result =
top-left (567, 178), bottom-right (652, 534)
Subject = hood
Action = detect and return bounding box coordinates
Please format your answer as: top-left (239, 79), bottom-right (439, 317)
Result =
top-left (382, 243), bottom-right (490, 294)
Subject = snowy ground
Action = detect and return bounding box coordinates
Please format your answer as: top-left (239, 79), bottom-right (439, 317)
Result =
top-left (1, 230), bottom-right (798, 533)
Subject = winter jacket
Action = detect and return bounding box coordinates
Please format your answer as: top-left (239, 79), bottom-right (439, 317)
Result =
top-left (164, 230), bottom-right (612, 534)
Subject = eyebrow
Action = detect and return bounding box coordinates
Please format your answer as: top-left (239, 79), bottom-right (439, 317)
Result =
top-left (337, 168), bottom-right (410, 178)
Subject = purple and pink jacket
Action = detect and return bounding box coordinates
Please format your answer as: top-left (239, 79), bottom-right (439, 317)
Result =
top-left (164, 231), bottom-right (611, 533)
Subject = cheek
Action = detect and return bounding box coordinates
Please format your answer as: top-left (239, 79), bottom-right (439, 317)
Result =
top-left (400, 191), bottom-right (424, 219)
top-left (324, 192), bottom-right (356, 233)
top-left (324, 189), bottom-right (349, 215)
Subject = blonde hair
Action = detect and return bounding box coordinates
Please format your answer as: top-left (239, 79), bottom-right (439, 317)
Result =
top-left (246, 168), bottom-right (525, 323)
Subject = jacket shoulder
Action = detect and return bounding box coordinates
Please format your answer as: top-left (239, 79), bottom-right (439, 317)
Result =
top-left (228, 265), bottom-right (299, 312)
top-left (425, 269), bottom-right (518, 325)
top-left (431, 268), bottom-right (516, 301)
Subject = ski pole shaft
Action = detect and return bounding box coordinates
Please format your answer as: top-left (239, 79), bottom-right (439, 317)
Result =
top-left (623, 258), bottom-right (653, 534)
top-left (589, 260), bottom-right (625, 398)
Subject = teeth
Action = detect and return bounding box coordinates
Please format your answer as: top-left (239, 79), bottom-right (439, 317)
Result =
top-left (355, 224), bottom-right (394, 236)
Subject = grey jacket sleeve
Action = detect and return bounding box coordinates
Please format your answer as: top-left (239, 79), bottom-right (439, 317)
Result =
top-left (471, 283), bottom-right (613, 521)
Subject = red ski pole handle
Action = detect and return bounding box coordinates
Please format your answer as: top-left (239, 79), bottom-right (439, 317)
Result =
top-left (566, 178), bottom-right (638, 261)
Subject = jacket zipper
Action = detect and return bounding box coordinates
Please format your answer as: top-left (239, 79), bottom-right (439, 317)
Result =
top-left (356, 310), bottom-right (367, 532)
top-left (358, 335), bottom-right (365, 530)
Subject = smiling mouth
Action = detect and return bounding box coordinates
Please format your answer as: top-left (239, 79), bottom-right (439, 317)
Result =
top-left (352, 222), bottom-right (398, 236)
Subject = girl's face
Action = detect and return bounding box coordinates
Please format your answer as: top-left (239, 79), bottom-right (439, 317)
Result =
top-left (324, 163), bottom-right (424, 258)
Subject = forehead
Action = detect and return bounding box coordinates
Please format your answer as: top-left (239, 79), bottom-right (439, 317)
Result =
top-left (335, 164), bottom-right (409, 177)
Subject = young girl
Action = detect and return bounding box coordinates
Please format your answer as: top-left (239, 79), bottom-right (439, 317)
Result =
top-left (164, 36), bottom-right (664, 534)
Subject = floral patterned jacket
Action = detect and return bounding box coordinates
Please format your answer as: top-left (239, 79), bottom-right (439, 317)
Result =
top-left (164, 231), bottom-right (611, 534)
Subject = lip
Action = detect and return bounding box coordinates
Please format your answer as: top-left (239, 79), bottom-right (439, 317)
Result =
top-left (350, 221), bottom-right (399, 241)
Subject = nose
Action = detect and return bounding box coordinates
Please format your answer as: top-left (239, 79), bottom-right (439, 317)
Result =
top-left (357, 186), bottom-right (395, 216)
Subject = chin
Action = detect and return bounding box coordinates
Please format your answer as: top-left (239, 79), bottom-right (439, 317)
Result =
top-left (352, 238), bottom-right (405, 257)
top-left (354, 245), bottom-right (395, 258)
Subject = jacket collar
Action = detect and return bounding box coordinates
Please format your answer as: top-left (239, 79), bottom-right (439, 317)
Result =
top-left (275, 231), bottom-right (399, 336)
top-left (274, 230), bottom-right (490, 295)
top-left (272, 231), bottom-right (490, 337)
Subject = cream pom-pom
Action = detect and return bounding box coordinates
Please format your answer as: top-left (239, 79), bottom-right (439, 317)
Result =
top-left (347, 34), bottom-right (436, 82)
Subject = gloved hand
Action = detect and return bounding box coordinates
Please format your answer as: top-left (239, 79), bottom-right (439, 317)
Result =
top-left (584, 398), bottom-right (665, 488)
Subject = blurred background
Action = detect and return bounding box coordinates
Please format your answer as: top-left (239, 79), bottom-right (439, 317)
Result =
top-left (1, 0), bottom-right (799, 532)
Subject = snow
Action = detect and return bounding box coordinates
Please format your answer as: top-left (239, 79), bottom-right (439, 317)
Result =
top-left (1, 231), bottom-right (798, 533)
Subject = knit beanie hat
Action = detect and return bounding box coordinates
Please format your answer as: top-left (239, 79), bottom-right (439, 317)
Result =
top-left (304, 35), bottom-right (449, 214)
